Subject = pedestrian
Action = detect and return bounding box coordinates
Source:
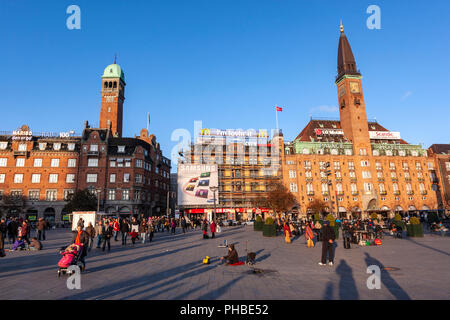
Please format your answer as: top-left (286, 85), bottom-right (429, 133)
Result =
top-left (181, 217), bottom-right (187, 234)
top-left (139, 219), bottom-right (148, 244)
top-left (202, 220), bottom-right (209, 239)
top-left (0, 225), bottom-right (5, 257)
top-left (77, 217), bottom-right (84, 230)
top-left (85, 222), bottom-right (96, 252)
top-left (112, 218), bottom-right (120, 241)
top-left (95, 221), bottom-right (103, 248)
top-left (101, 220), bottom-right (113, 252)
top-left (210, 220), bottom-right (216, 239)
top-left (21, 221), bottom-right (31, 246)
top-left (318, 221), bottom-right (336, 266)
top-left (171, 219), bottom-right (176, 235)
top-left (72, 225), bottom-right (89, 270)
top-left (36, 218), bottom-right (46, 241)
top-left (305, 222), bottom-right (315, 248)
top-left (7, 218), bottom-right (18, 244)
top-left (284, 222), bottom-right (291, 244)
top-left (29, 237), bottom-right (42, 251)
top-left (120, 218), bottom-right (130, 245)
top-left (0, 219), bottom-right (7, 245)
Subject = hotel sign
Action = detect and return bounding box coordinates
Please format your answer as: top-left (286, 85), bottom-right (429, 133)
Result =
top-left (12, 130), bottom-right (33, 141)
top-left (200, 128), bottom-right (268, 138)
top-left (369, 131), bottom-right (401, 140)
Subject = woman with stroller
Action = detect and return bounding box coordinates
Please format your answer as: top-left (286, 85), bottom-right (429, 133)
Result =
top-left (72, 225), bottom-right (89, 270)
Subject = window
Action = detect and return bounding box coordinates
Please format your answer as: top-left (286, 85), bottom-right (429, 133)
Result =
top-left (18, 144), bottom-right (27, 151)
top-left (399, 150), bottom-right (406, 157)
top-left (362, 171), bottom-right (371, 179)
top-left (373, 150), bottom-right (380, 156)
top-left (348, 162), bottom-right (355, 170)
top-left (393, 183), bottom-right (399, 192)
top-left (31, 174), bottom-right (41, 183)
top-left (334, 161), bottom-right (340, 169)
top-left (363, 183), bottom-right (373, 192)
top-left (53, 143), bottom-right (61, 151)
top-left (88, 158), bottom-right (98, 167)
top-left (51, 159), bottom-right (59, 167)
top-left (345, 149), bottom-right (352, 155)
top-left (136, 159), bottom-right (143, 168)
top-left (360, 149), bottom-right (367, 156)
top-left (351, 183), bottom-right (358, 193)
top-left (304, 161), bottom-right (311, 169)
top-left (290, 183), bottom-right (298, 193)
top-left (321, 183), bottom-right (329, 194)
top-left (28, 190), bottom-right (40, 201)
top-left (391, 171), bottom-right (397, 178)
top-left (446, 162), bottom-right (450, 171)
top-left (376, 162), bottom-right (382, 170)
top-left (379, 183), bottom-right (386, 193)
top-left (64, 190), bottom-right (75, 201)
top-left (39, 143), bottom-right (46, 151)
top-left (335, 171), bottom-right (342, 178)
top-left (122, 189), bottom-right (130, 201)
top-left (16, 158), bottom-right (25, 167)
top-left (14, 174), bottom-right (23, 183)
top-left (110, 159), bottom-right (116, 167)
top-left (46, 190), bottom-right (57, 201)
top-left (302, 148), bottom-right (310, 155)
top-left (135, 174), bottom-right (143, 183)
top-left (125, 159), bottom-right (131, 167)
top-left (389, 162), bottom-right (396, 170)
top-left (336, 183), bottom-right (343, 193)
top-left (66, 174), bottom-right (75, 183)
top-left (68, 159), bottom-right (76, 167)
top-left (349, 171), bottom-right (356, 178)
top-left (108, 189), bottom-right (115, 200)
top-left (86, 174), bottom-right (97, 183)
top-left (118, 146), bottom-right (125, 153)
top-left (68, 143), bottom-right (75, 151)
top-left (361, 160), bottom-right (370, 167)
top-left (305, 171), bottom-right (312, 178)
top-left (124, 173), bottom-right (130, 183)
top-left (289, 170), bottom-right (296, 179)
top-left (90, 144), bottom-right (98, 152)
top-left (286, 160), bottom-right (294, 165)
top-left (0, 142), bottom-right (7, 150)
top-left (386, 150), bottom-right (392, 156)
top-left (34, 158), bottom-right (43, 167)
top-left (110, 174), bottom-right (116, 183)
top-left (49, 174), bottom-right (58, 183)
top-left (0, 174), bottom-right (5, 183)
top-left (377, 171), bottom-right (383, 178)
top-left (402, 162), bottom-right (409, 170)
top-left (306, 183), bottom-right (314, 193)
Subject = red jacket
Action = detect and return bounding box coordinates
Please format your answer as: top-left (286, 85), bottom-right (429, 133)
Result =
top-left (210, 222), bottom-right (216, 233)
top-left (113, 221), bottom-right (119, 231)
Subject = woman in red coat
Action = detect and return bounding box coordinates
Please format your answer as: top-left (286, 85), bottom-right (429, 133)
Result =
top-left (210, 221), bottom-right (216, 239)
top-left (284, 222), bottom-right (291, 244)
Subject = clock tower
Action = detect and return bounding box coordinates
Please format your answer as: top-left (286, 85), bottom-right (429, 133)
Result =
top-left (99, 59), bottom-right (126, 137)
top-left (335, 23), bottom-right (371, 155)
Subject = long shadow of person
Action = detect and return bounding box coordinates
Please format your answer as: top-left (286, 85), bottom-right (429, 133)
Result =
top-left (364, 252), bottom-right (411, 300)
top-left (335, 260), bottom-right (359, 299)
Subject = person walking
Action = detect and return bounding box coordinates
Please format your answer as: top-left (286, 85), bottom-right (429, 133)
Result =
top-left (112, 218), bottom-right (120, 241)
top-left (147, 219), bottom-right (155, 243)
top-left (181, 217), bottom-right (187, 234)
top-left (210, 220), bottom-right (216, 239)
top-left (36, 218), bottom-right (46, 241)
top-left (7, 218), bottom-right (18, 245)
top-left (305, 222), bottom-right (315, 248)
top-left (139, 219), bottom-right (148, 244)
top-left (72, 225), bottom-right (89, 270)
top-left (0, 219), bottom-right (7, 246)
top-left (202, 220), bottom-right (209, 239)
top-left (319, 221), bottom-right (336, 266)
top-left (170, 219), bottom-right (176, 235)
top-left (85, 222), bottom-right (96, 252)
top-left (120, 218), bottom-right (130, 245)
top-left (21, 221), bottom-right (31, 247)
top-left (95, 221), bottom-right (103, 248)
top-left (284, 222), bottom-right (291, 244)
top-left (101, 220), bottom-right (113, 252)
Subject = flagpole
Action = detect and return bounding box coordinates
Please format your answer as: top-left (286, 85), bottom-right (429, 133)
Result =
top-left (275, 106), bottom-right (279, 132)
top-left (147, 112), bottom-right (149, 132)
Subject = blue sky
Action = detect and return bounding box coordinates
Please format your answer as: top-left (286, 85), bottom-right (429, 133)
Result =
top-left (1, 0), bottom-right (449, 171)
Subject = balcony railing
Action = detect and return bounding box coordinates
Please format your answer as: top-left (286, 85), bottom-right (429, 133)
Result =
top-left (407, 191), bottom-right (414, 195)
top-left (393, 191), bottom-right (400, 195)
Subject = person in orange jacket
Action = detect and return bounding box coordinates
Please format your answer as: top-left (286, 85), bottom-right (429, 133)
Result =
top-left (210, 221), bottom-right (216, 239)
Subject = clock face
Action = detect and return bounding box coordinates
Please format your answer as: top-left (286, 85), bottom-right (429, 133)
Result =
top-left (350, 82), bottom-right (360, 93)
top-left (339, 85), bottom-right (346, 97)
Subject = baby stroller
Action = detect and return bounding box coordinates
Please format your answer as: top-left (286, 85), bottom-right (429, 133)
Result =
top-left (57, 244), bottom-right (85, 277)
top-left (245, 241), bottom-right (256, 266)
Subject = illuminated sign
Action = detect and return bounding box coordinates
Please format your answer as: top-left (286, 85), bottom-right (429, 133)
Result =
top-left (315, 128), bottom-right (344, 136)
top-left (200, 128), bottom-right (268, 138)
top-left (369, 131), bottom-right (401, 140)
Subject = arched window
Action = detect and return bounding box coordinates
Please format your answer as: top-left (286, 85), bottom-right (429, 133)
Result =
top-left (113, 81), bottom-right (117, 88)
top-left (104, 82), bottom-right (108, 88)
top-left (109, 81), bottom-right (112, 88)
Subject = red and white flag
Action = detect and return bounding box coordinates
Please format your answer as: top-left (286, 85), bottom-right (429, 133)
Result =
top-left (276, 106), bottom-right (283, 112)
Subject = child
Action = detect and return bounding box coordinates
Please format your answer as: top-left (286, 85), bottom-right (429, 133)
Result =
top-left (29, 237), bottom-right (42, 251)
top-left (129, 231), bottom-right (139, 245)
top-left (12, 237), bottom-right (26, 251)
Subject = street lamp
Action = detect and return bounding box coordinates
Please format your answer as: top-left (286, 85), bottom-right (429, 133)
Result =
top-left (96, 189), bottom-right (102, 213)
top-left (209, 186), bottom-right (218, 222)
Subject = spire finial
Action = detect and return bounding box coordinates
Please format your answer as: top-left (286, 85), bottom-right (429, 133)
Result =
top-left (114, 53), bottom-right (117, 64)
top-left (340, 20), bottom-right (344, 33)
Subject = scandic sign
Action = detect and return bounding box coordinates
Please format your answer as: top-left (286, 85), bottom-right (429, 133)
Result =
top-left (369, 131), bottom-right (401, 140)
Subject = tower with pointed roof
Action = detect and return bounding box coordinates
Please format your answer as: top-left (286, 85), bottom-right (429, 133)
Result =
top-left (335, 23), bottom-right (371, 155)
top-left (99, 58), bottom-right (126, 137)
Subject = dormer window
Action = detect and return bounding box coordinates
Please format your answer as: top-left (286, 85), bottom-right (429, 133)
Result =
top-left (118, 146), bottom-right (125, 153)
top-left (39, 143), bottom-right (47, 150)
top-left (332, 124), bottom-right (337, 129)
top-left (319, 123), bottom-right (324, 128)
top-left (90, 144), bottom-right (98, 152)
top-left (53, 143), bottom-right (61, 151)
top-left (0, 142), bottom-right (7, 150)
top-left (68, 143), bottom-right (75, 151)
top-left (18, 144), bottom-right (27, 151)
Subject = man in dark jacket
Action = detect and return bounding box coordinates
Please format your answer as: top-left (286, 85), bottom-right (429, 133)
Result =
top-left (319, 221), bottom-right (336, 266)
top-left (7, 218), bottom-right (18, 244)
top-left (36, 218), bottom-right (46, 241)
top-left (0, 219), bottom-right (7, 244)
top-left (85, 222), bottom-right (96, 252)
top-left (101, 221), bottom-right (113, 252)
top-left (72, 225), bottom-right (89, 269)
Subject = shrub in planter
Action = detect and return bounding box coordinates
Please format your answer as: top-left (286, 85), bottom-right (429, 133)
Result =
top-left (262, 218), bottom-right (276, 237)
top-left (254, 215), bottom-right (264, 231)
top-left (314, 213), bottom-right (321, 221)
top-left (407, 217), bottom-right (424, 237)
top-left (394, 213), bottom-right (402, 221)
top-left (326, 214), bottom-right (336, 227)
top-left (371, 212), bottom-right (379, 221)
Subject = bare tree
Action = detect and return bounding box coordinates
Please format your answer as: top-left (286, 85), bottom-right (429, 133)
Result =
top-left (266, 182), bottom-right (296, 215)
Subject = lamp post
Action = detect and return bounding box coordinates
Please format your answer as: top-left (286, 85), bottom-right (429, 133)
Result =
top-left (96, 189), bottom-right (102, 213)
top-left (210, 186), bottom-right (218, 222)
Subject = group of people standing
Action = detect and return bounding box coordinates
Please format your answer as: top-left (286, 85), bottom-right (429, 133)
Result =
top-left (0, 217), bottom-right (47, 255)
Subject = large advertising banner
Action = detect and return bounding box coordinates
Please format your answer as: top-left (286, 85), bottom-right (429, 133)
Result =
top-left (177, 164), bottom-right (219, 206)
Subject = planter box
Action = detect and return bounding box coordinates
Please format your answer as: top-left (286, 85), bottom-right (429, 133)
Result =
top-left (262, 224), bottom-right (277, 237)
top-left (407, 224), bottom-right (424, 237)
top-left (253, 221), bottom-right (264, 231)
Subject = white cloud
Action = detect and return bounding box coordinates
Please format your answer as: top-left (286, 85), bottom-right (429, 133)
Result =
top-left (401, 91), bottom-right (412, 101)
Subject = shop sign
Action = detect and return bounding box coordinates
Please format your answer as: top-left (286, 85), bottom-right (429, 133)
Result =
top-left (369, 131), bottom-right (401, 140)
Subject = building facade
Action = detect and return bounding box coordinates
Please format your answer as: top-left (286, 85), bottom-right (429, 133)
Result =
top-left (280, 24), bottom-right (439, 218)
top-left (427, 144), bottom-right (450, 214)
top-left (0, 62), bottom-right (171, 223)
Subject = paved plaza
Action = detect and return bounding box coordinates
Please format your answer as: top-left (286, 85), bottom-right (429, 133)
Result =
top-left (0, 225), bottom-right (449, 300)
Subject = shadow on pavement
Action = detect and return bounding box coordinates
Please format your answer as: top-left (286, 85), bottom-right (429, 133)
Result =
top-left (335, 259), bottom-right (359, 300)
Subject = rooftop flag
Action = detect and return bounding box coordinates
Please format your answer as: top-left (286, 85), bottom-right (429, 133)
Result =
top-left (276, 106), bottom-right (283, 112)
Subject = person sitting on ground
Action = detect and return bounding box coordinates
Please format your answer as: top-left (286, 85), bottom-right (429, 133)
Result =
top-left (29, 237), bottom-right (42, 251)
top-left (220, 244), bottom-right (239, 265)
top-left (12, 236), bottom-right (26, 251)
